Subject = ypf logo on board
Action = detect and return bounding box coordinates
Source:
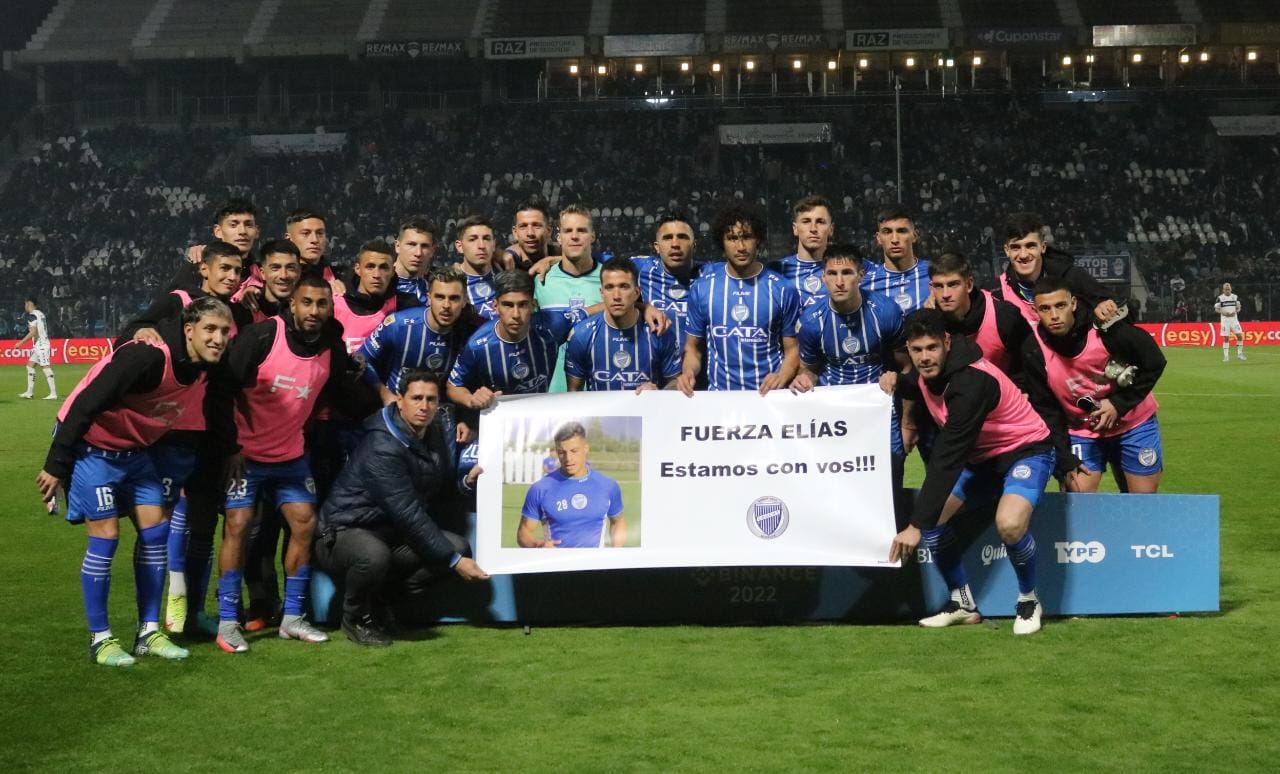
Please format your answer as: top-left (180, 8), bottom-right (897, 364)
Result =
top-left (1055, 540), bottom-right (1106, 564)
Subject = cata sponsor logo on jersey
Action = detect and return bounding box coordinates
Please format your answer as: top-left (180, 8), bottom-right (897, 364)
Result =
top-left (1055, 540), bottom-right (1106, 564)
top-left (746, 496), bottom-right (790, 539)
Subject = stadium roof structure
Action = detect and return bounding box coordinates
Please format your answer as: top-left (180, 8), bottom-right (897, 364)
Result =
top-left (9, 0), bottom-right (1279, 65)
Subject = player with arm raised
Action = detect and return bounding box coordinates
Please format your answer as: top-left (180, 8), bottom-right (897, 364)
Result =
top-left (677, 204), bottom-right (801, 396)
top-left (887, 309), bottom-right (1061, 636)
top-left (1024, 277), bottom-right (1167, 494)
top-left (1216, 282), bottom-right (1246, 362)
top-left (565, 257), bottom-right (682, 392)
top-left (17, 298), bottom-right (57, 401)
top-left (37, 297), bottom-right (233, 665)
top-left (518, 422), bottom-right (626, 548)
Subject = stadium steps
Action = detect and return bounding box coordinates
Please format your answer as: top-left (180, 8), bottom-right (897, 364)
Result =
top-left (821, 0), bottom-right (843, 29)
top-left (367, 1), bottom-right (482, 40)
top-left (1056, 0), bottom-right (1084, 26)
top-left (842, 1), bottom-right (943, 29)
top-left (134, 0), bottom-right (260, 58)
top-left (131, 0), bottom-right (176, 49)
top-left (245, 0), bottom-right (282, 46)
top-left (21, 0), bottom-right (156, 60)
top-left (958, 1), bottom-right (1060, 27)
top-left (1174, 0), bottom-right (1203, 22)
top-left (706, 0), bottom-right (726, 33)
top-left (358, 0), bottom-right (389, 40)
top-left (609, 1), bottom-right (706, 34)
top-left (24, 0), bottom-right (73, 51)
top-left (587, 0), bottom-right (611, 36)
top-left (939, 0), bottom-right (962, 27)
top-left (487, 0), bottom-right (592, 36)
top-left (723, 0), bottom-right (826, 33)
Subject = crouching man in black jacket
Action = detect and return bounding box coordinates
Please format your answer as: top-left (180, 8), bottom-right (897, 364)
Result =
top-left (315, 370), bottom-right (489, 646)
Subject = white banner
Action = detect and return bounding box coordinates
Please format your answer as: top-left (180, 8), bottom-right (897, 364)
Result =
top-left (845, 28), bottom-right (949, 51)
top-left (603, 33), bottom-right (706, 57)
top-left (1092, 24), bottom-right (1196, 47)
top-left (476, 387), bottom-right (897, 574)
top-left (247, 133), bottom-right (347, 156)
top-left (1210, 115), bottom-right (1280, 137)
top-left (718, 122), bottom-right (832, 145)
top-left (484, 36), bottom-right (585, 60)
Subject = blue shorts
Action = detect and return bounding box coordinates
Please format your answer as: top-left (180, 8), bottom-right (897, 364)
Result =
top-left (225, 455), bottom-right (316, 511)
top-left (66, 446), bottom-right (165, 524)
top-left (147, 441), bottom-right (200, 509)
top-left (1071, 416), bottom-right (1163, 476)
top-left (951, 449), bottom-right (1056, 509)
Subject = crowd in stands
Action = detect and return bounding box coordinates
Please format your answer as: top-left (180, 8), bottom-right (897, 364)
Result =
top-left (3, 93), bottom-right (1277, 335)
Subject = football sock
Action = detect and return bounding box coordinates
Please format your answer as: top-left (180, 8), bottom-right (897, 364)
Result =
top-left (90, 629), bottom-right (114, 647)
top-left (139, 621), bottom-right (160, 636)
top-left (1005, 532), bottom-right (1038, 595)
top-left (186, 531), bottom-right (214, 616)
top-left (42, 367), bottom-right (56, 394)
top-left (25, 366), bottom-right (35, 393)
top-left (82, 536), bottom-right (118, 633)
top-left (167, 497), bottom-right (189, 593)
top-left (134, 522), bottom-right (169, 625)
top-left (1223, 344), bottom-right (1229, 358)
top-left (921, 524), bottom-right (970, 596)
top-left (217, 571), bottom-right (243, 623)
top-left (284, 566), bottom-right (311, 617)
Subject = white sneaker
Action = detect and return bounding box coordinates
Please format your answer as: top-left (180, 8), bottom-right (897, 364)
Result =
top-left (17, 392), bottom-right (32, 399)
top-left (1013, 599), bottom-right (1042, 635)
top-left (1223, 356), bottom-right (1229, 362)
top-left (1238, 353), bottom-right (1247, 361)
top-left (43, 394), bottom-right (58, 401)
top-left (919, 601), bottom-right (982, 628)
top-left (279, 614), bottom-right (329, 643)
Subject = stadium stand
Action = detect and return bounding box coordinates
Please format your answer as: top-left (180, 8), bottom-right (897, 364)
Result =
top-left (958, 1), bottom-right (1061, 27)
top-left (723, 0), bottom-right (827, 33)
top-left (254, 0), bottom-right (368, 50)
top-left (610, 0), bottom-right (709, 34)
top-left (1076, 0), bottom-right (1185, 25)
top-left (368, 0), bottom-right (482, 40)
top-left (1197, 0), bottom-right (1277, 22)
top-left (21, 0), bottom-right (157, 62)
top-left (487, 0), bottom-right (595, 37)
top-left (134, 0), bottom-right (260, 59)
top-left (842, 0), bottom-right (943, 28)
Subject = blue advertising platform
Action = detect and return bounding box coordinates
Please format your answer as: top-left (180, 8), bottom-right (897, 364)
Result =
top-left (312, 492), bottom-right (1219, 624)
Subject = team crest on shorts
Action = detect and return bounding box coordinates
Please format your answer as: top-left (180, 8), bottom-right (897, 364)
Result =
top-left (1011, 464), bottom-right (1032, 480)
top-left (841, 336), bottom-right (861, 355)
top-left (731, 303), bottom-right (751, 322)
top-left (1138, 448), bottom-right (1158, 467)
top-left (512, 362), bottom-right (531, 380)
top-left (571, 493), bottom-right (588, 509)
top-left (803, 275), bottom-right (823, 293)
top-left (668, 286), bottom-right (687, 300)
top-left (747, 496), bottom-right (790, 539)
top-left (612, 350), bottom-right (633, 369)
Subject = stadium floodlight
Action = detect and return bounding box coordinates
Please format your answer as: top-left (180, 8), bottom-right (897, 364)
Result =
top-left (1247, 51), bottom-right (1258, 61)
top-left (635, 63), bottom-right (644, 73)
top-left (1132, 53), bottom-right (1143, 64)
top-left (905, 57), bottom-right (915, 68)
top-left (1199, 52), bottom-right (1210, 62)
top-left (569, 64), bottom-right (579, 75)
top-left (680, 61), bottom-right (690, 72)
top-left (792, 59), bottom-right (803, 70)
top-left (1179, 53), bottom-right (1190, 64)
top-left (827, 59), bottom-right (837, 70)
top-left (1062, 55), bottom-right (1072, 66)
top-left (597, 65), bottom-right (607, 75)
top-left (936, 57), bottom-right (944, 67)
top-left (972, 55), bottom-right (982, 67)
top-left (712, 62), bottom-right (721, 72)
top-left (1085, 54), bottom-right (1095, 64)
top-left (946, 58), bottom-right (955, 68)
top-left (858, 58), bottom-right (869, 69)
top-left (745, 60), bottom-right (756, 70)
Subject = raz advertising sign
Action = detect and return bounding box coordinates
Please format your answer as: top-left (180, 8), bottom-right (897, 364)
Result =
top-left (475, 387), bottom-right (896, 575)
top-left (362, 39), bottom-right (465, 59)
top-left (484, 36), bottom-right (585, 60)
top-left (844, 28), bottom-right (949, 51)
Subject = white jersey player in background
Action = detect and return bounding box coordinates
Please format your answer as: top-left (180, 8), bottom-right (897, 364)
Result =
top-left (1215, 282), bottom-right (1246, 362)
top-left (17, 298), bottom-right (58, 400)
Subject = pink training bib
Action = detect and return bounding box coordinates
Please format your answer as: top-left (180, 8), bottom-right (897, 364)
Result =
top-left (234, 317), bottom-right (331, 462)
top-left (1035, 326), bottom-right (1157, 439)
top-left (918, 357), bottom-right (1049, 464)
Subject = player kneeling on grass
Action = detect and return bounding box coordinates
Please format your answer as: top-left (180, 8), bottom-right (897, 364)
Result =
top-left (315, 372), bottom-right (489, 646)
top-left (36, 298), bottom-right (233, 666)
top-left (1024, 277), bottom-right (1167, 494)
top-left (885, 310), bottom-right (1072, 635)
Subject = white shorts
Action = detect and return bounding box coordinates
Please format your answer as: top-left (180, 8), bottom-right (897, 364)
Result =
top-left (1220, 318), bottom-right (1243, 337)
top-left (28, 343), bottom-right (51, 367)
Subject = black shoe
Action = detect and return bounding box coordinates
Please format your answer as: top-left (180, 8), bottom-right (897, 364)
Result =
top-left (371, 601), bottom-right (403, 636)
top-left (342, 615), bottom-right (392, 647)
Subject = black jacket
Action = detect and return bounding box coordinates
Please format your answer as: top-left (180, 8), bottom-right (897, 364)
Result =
top-left (318, 406), bottom-right (463, 566)
top-left (991, 245), bottom-right (1117, 314)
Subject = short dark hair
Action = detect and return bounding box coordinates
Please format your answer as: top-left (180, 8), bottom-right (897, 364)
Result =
top-left (456, 214), bottom-right (494, 237)
top-left (875, 206), bottom-right (914, 227)
top-left (928, 251), bottom-right (973, 279)
top-left (823, 243), bottom-right (863, 266)
top-left (553, 421), bottom-right (587, 446)
top-left (427, 265), bottom-right (466, 291)
top-left (25, 297), bottom-right (38, 306)
top-left (398, 216), bottom-right (438, 239)
top-left (260, 238), bottom-right (301, 260)
top-left (1032, 276), bottom-right (1073, 299)
top-left (286, 208), bottom-right (326, 227)
top-left (202, 240), bottom-right (243, 264)
top-left (182, 296), bottom-right (233, 326)
top-left (792, 195), bottom-right (833, 220)
top-left (711, 204), bottom-right (767, 245)
top-left (358, 239), bottom-right (395, 259)
top-left (902, 308), bottom-right (948, 343)
top-left (398, 369), bottom-right (443, 393)
top-left (513, 199), bottom-right (551, 222)
top-left (600, 256), bottom-right (639, 283)
top-left (1002, 212), bottom-right (1044, 244)
top-left (213, 198), bottom-right (258, 225)
top-left (654, 211), bottom-right (694, 238)
top-left (492, 270), bottom-right (534, 300)
top-left (294, 274), bottom-right (332, 295)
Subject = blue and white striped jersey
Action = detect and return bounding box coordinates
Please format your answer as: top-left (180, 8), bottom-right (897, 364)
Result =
top-left (564, 311), bottom-right (683, 391)
top-left (395, 274), bottom-right (429, 305)
top-left (462, 270), bottom-right (498, 320)
top-left (631, 256), bottom-right (723, 346)
top-left (862, 258), bottom-right (932, 315)
top-left (448, 308), bottom-right (585, 395)
top-left (358, 308), bottom-right (465, 395)
top-left (798, 292), bottom-right (904, 385)
top-left (685, 267), bottom-right (801, 391)
top-left (769, 253), bottom-right (828, 312)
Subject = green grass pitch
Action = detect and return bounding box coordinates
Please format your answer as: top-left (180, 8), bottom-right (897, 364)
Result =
top-left (1, 348), bottom-right (1277, 770)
